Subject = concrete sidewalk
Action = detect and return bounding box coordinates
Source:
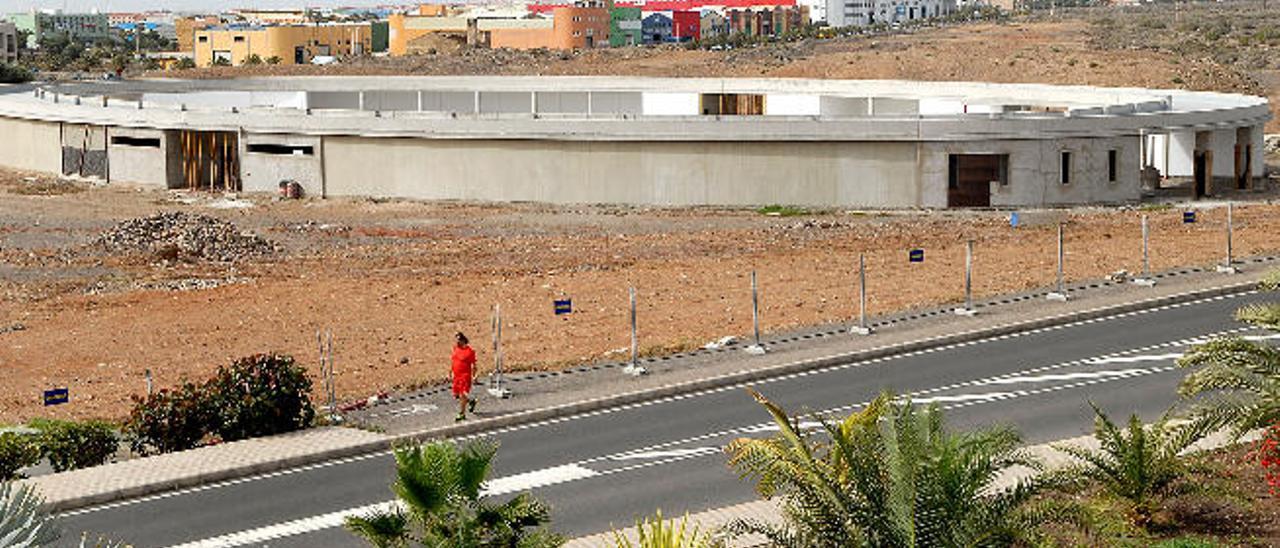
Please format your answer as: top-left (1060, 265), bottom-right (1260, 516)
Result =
top-left (568, 428), bottom-right (1257, 547)
top-left (23, 254), bottom-right (1280, 513)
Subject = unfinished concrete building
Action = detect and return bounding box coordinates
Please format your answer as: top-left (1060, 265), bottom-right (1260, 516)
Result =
top-left (0, 77), bottom-right (1268, 208)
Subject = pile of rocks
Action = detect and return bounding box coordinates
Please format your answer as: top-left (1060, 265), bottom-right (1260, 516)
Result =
top-left (93, 212), bottom-right (276, 262)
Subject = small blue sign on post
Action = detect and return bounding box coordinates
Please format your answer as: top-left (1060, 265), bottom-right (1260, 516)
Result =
top-left (1009, 211), bottom-right (1020, 228)
top-left (1183, 211), bottom-right (1197, 224)
top-left (909, 249), bottom-right (925, 263)
top-left (554, 299), bottom-right (572, 315)
top-left (43, 388), bottom-right (68, 406)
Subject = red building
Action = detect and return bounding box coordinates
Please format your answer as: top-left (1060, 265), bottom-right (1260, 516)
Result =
top-left (671, 10), bottom-right (700, 41)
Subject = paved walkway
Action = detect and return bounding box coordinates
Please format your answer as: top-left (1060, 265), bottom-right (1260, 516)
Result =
top-left (20, 255), bottom-right (1280, 513)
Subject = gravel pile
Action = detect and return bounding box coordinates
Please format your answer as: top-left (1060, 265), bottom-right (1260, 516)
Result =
top-left (93, 212), bottom-right (276, 262)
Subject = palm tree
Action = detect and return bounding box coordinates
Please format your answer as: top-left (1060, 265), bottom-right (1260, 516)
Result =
top-left (0, 481), bottom-right (60, 547)
top-left (344, 440), bottom-right (564, 548)
top-left (1052, 404), bottom-right (1211, 528)
top-left (1176, 302), bottom-right (1280, 437)
top-left (724, 389), bottom-right (1047, 547)
top-left (609, 510), bottom-right (719, 548)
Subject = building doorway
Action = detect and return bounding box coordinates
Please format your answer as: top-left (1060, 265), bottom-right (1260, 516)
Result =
top-left (1192, 151), bottom-right (1208, 198)
top-left (699, 93), bottom-right (765, 115)
top-left (947, 154), bottom-right (1006, 207)
top-left (170, 130), bottom-right (240, 191)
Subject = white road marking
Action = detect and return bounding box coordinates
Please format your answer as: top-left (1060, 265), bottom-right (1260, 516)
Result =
top-left (68, 293), bottom-right (1259, 523)
top-left (608, 447), bottom-right (722, 461)
top-left (1088, 353), bottom-right (1184, 364)
top-left (977, 368), bottom-right (1157, 385)
top-left (165, 464), bottom-right (599, 548)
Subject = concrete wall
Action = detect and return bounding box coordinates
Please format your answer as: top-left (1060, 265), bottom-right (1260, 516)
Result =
top-left (240, 133), bottom-right (324, 196)
top-left (535, 92), bottom-right (590, 114)
top-left (361, 91), bottom-right (418, 112)
top-left (765, 94), bottom-right (820, 116)
top-left (0, 116), bottom-right (61, 173)
top-left (107, 126), bottom-right (168, 187)
top-left (820, 96), bottom-right (869, 117)
top-left (642, 93), bottom-right (699, 116)
top-left (586, 92), bottom-right (643, 115)
top-left (322, 137), bottom-right (923, 207)
top-left (921, 135), bottom-right (1140, 208)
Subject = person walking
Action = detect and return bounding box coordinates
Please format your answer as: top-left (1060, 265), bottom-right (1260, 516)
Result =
top-left (451, 332), bottom-right (478, 422)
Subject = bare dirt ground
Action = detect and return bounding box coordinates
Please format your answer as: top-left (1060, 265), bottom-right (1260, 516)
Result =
top-left (2, 167), bottom-right (1278, 424)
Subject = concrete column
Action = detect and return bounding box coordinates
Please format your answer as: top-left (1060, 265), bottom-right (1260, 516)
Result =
top-left (358, 91), bottom-right (365, 111)
top-left (587, 91), bottom-right (593, 116)
top-left (531, 91), bottom-right (537, 115)
top-left (473, 91), bottom-right (480, 114)
top-left (866, 97), bottom-right (875, 116)
top-left (417, 90), bottom-right (423, 112)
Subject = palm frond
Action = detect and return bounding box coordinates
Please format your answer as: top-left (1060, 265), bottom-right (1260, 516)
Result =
top-left (343, 507), bottom-right (409, 548)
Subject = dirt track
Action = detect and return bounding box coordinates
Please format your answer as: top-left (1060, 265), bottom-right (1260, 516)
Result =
top-left (2, 168), bottom-right (1278, 423)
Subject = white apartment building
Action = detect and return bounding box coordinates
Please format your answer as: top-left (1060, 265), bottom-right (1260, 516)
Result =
top-left (1, 20), bottom-right (17, 64)
top-left (826, 0), bottom-right (956, 27)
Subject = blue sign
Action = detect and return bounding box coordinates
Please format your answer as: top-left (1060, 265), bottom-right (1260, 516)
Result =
top-left (554, 299), bottom-right (572, 315)
top-left (909, 249), bottom-right (925, 263)
top-left (896, 5), bottom-right (906, 15)
top-left (1183, 211), bottom-right (1197, 224)
top-left (43, 388), bottom-right (68, 406)
top-left (1009, 212), bottom-right (1020, 228)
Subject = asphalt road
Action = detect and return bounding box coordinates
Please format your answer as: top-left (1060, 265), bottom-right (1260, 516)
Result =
top-left (58, 291), bottom-right (1273, 547)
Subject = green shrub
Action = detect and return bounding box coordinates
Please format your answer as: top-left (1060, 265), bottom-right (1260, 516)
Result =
top-left (755, 204), bottom-right (809, 217)
top-left (0, 63), bottom-right (33, 84)
top-left (29, 419), bottom-right (118, 473)
top-left (1259, 269), bottom-right (1280, 292)
top-left (125, 381), bottom-right (215, 456)
top-left (0, 431), bottom-right (40, 480)
top-left (207, 353), bottom-right (315, 442)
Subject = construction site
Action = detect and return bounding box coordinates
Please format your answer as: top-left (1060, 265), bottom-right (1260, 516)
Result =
top-left (3, 4), bottom-right (1280, 424)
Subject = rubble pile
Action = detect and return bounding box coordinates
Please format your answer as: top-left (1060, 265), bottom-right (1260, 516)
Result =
top-left (93, 212), bottom-right (276, 262)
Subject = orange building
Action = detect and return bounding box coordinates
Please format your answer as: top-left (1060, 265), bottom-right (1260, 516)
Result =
top-left (489, 6), bottom-right (609, 49)
top-left (390, 5), bottom-right (609, 54)
top-left (175, 16), bottom-right (221, 54)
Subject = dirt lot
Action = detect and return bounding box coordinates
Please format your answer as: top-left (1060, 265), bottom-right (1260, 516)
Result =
top-left (1, 167), bottom-right (1278, 424)
top-left (154, 6), bottom-right (1279, 128)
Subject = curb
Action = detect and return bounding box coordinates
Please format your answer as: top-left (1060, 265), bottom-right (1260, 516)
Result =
top-left (47, 277), bottom-right (1263, 513)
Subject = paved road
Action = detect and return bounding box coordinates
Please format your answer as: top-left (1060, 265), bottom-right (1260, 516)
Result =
top-left (58, 291), bottom-right (1274, 547)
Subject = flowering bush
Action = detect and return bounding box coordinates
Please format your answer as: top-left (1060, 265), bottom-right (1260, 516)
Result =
top-left (206, 353), bottom-right (316, 442)
top-left (125, 381), bottom-right (216, 456)
top-left (125, 353), bottom-right (315, 455)
top-left (1253, 422), bottom-right (1280, 496)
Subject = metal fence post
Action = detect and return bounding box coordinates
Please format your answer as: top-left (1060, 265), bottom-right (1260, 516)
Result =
top-left (954, 240), bottom-right (977, 316)
top-left (1047, 223), bottom-right (1069, 301)
top-left (488, 304), bottom-right (511, 398)
top-left (745, 270), bottom-right (767, 354)
top-left (1217, 202), bottom-right (1239, 273)
top-left (624, 287), bottom-right (646, 376)
top-left (145, 368), bottom-right (153, 396)
top-left (851, 253), bottom-right (873, 335)
top-left (1133, 215), bottom-right (1156, 286)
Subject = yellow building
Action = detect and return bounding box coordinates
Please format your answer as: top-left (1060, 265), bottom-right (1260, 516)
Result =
top-left (193, 24), bottom-right (372, 67)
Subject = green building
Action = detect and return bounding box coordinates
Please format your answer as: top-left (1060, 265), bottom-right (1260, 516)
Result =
top-left (9, 11), bottom-right (112, 48)
top-left (609, 7), bottom-right (641, 47)
top-left (371, 20), bottom-right (389, 53)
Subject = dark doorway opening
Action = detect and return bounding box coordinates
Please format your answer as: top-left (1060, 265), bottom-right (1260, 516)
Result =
top-left (947, 154), bottom-right (1006, 207)
top-left (1193, 151), bottom-right (1207, 198)
top-left (173, 130), bottom-right (240, 191)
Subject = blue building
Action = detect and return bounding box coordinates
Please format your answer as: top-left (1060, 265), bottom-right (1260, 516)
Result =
top-left (641, 13), bottom-right (672, 45)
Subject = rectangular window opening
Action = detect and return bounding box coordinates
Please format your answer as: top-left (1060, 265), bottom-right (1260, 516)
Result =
top-left (111, 135), bottom-right (161, 148)
top-left (1107, 149), bottom-right (1118, 182)
top-left (1060, 151), bottom-right (1071, 185)
top-left (247, 143), bottom-right (314, 156)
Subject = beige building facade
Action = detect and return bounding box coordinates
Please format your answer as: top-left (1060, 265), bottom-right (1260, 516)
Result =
top-left (193, 24), bottom-right (372, 66)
